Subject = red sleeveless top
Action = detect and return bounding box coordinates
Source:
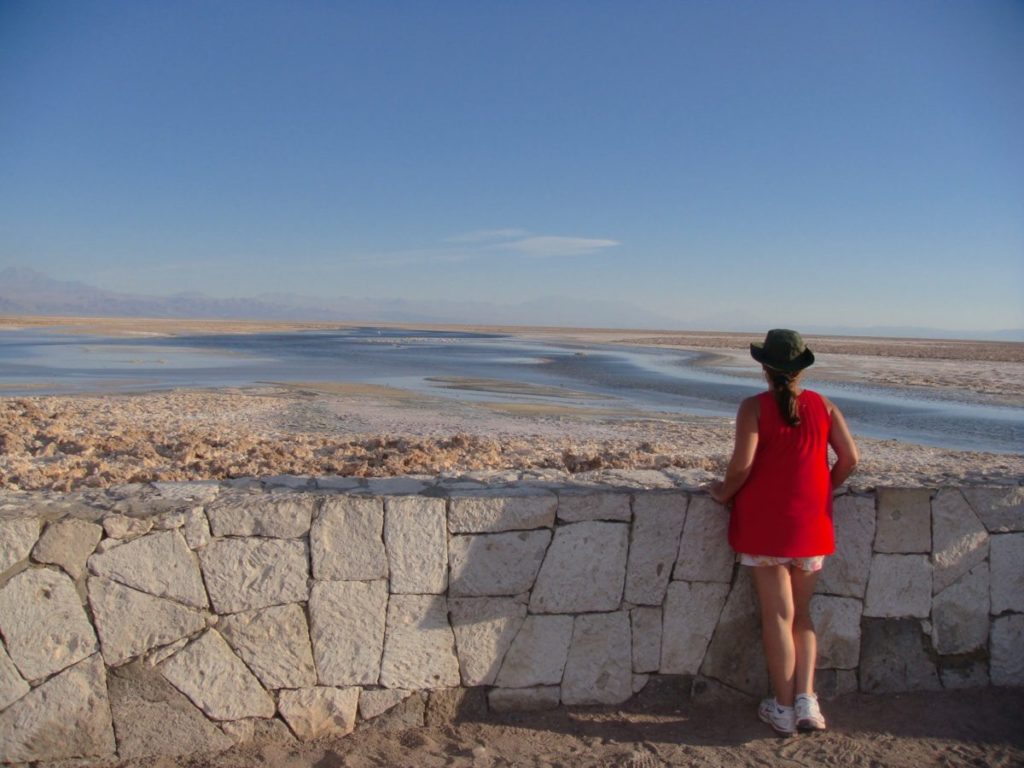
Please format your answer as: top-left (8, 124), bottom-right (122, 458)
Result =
top-left (728, 389), bottom-right (834, 557)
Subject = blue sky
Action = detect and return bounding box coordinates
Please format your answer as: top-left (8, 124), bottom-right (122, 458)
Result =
top-left (1, 1), bottom-right (1022, 332)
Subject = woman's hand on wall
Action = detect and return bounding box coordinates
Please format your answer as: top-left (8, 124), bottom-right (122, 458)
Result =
top-left (708, 480), bottom-right (729, 506)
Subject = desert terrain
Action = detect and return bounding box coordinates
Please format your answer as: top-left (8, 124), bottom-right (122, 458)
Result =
top-left (3, 316), bottom-right (1022, 767)
top-left (1, 316), bottom-right (1021, 493)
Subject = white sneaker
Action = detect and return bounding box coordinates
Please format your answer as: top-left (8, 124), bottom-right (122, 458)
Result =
top-left (795, 693), bottom-right (826, 731)
top-left (758, 698), bottom-right (795, 736)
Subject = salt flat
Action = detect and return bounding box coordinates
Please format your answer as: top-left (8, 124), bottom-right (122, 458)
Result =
top-left (0, 317), bottom-right (1020, 492)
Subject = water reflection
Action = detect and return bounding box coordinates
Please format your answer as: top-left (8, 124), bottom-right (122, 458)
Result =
top-left (0, 327), bottom-right (1020, 454)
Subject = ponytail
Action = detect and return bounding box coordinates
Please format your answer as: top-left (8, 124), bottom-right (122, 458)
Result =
top-left (767, 368), bottom-right (801, 427)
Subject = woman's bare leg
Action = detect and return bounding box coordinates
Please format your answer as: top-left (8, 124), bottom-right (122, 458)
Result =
top-left (790, 566), bottom-right (820, 696)
top-left (751, 565), bottom-right (796, 707)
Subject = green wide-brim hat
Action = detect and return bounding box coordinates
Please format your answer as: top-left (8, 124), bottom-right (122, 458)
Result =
top-left (750, 328), bottom-right (815, 373)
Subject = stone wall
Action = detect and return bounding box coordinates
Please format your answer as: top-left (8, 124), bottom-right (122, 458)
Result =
top-left (0, 471), bottom-right (1021, 764)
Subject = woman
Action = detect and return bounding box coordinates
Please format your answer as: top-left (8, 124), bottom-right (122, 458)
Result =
top-left (710, 329), bottom-right (858, 737)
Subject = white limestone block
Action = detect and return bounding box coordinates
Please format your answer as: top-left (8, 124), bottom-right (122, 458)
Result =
top-left (31, 518), bottom-right (103, 579)
top-left (206, 493), bottom-right (316, 538)
top-left (0, 654), bottom-right (115, 763)
top-left (0, 643), bottom-right (29, 711)
top-left (860, 616), bottom-right (945, 693)
top-left (309, 579), bottom-right (387, 686)
top-left (448, 489), bottom-right (556, 533)
top-left (931, 563), bottom-right (990, 655)
top-left (359, 688), bottom-right (414, 720)
top-left (659, 581), bottom-right (730, 675)
top-left (962, 486), bottom-right (1024, 532)
top-left (448, 597), bottom-right (527, 686)
top-left (0, 517), bottom-right (41, 574)
top-left (592, 469), bottom-right (676, 488)
top-left (103, 514), bottom-right (154, 540)
top-left (625, 492), bottom-right (688, 605)
top-left (263, 474), bottom-right (314, 489)
top-left (365, 477), bottom-right (429, 495)
top-left (697, 571), bottom-right (769, 696)
top-left (106, 662), bottom-right (234, 758)
top-left (143, 637), bottom-right (190, 668)
top-left (154, 509), bottom-right (189, 530)
top-left (94, 537), bottom-right (122, 554)
top-left (932, 488), bottom-right (988, 594)
top-left (448, 530), bottom-right (551, 596)
top-left (530, 521), bottom-right (628, 614)
top-left (222, 477), bottom-right (262, 490)
top-left (875, 488), bottom-right (931, 553)
top-left (315, 476), bottom-right (363, 491)
top-left (311, 496), bottom-right (388, 580)
top-left (159, 630), bottom-right (275, 721)
top-left (630, 606), bottom-right (662, 674)
top-left (384, 496), bottom-right (447, 594)
top-left (488, 686), bottom-right (560, 712)
top-left (864, 554), bottom-right (932, 618)
top-left (818, 495), bottom-right (876, 598)
top-left (221, 719), bottom-right (255, 746)
top-left (556, 491), bottom-right (631, 523)
top-left (380, 594), bottom-right (460, 689)
top-left (990, 614), bottom-right (1024, 687)
top-left (673, 495), bottom-right (732, 583)
top-left (88, 577), bottom-right (206, 667)
top-left (199, 537), bottom-right (309, 614)
top-left (250, 717), bottom-right (295, 743)
top-left (0, 567), bottom-right (97, 681)
top-left (89, 530), bottom-right (209, 609)
top-left (278, 687), bottom-right (359, 740)
top-left (182, 507), bottom-right (212, 549)
top-left (495, 615), bottom-right (574, 688)
top-left (457, 469), bottom-right (521, 484)
top-left (810, 595), bottom-right (862, 669)
top-left (990, 532), bottom-right (1024, 614)
top-left (150, 480), bottom-right (221, 503)
top-left (561, 611), bottom-right (633, 705)
top-left (661, 467), bottom-right (717, 491)
top-left (219, 603), bottom-right (317, 689)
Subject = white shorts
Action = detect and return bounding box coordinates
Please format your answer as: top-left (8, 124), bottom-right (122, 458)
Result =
top-left (737, 553), bottom-right (826, 572)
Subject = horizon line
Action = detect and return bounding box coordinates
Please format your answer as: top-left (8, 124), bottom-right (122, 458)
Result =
top-left (0, 311), bottom-right (1020, 345)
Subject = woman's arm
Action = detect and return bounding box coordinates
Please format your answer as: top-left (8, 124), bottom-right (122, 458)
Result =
top-left (825, 397), bottom-right (859, 489)
top-left (710, 396), bottom-right (759, 504)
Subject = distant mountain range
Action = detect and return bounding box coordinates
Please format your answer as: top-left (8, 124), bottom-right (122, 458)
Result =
top-left (0, 266), bottom-right (681, 330)
top-left (1, 266), bottom-right (1021, 341)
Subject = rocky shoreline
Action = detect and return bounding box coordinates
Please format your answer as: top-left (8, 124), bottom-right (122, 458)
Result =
top-left (2, 386), bottom-right (1021, 494)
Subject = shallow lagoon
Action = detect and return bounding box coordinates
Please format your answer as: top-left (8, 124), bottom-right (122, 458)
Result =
top-left (1, 327), bottom-right (1021, 454)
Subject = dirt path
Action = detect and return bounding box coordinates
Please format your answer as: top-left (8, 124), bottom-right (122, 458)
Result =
top-left (123, 688), bottom-right (1024, 768)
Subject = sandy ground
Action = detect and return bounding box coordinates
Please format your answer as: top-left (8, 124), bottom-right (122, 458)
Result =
top-left (2, 380), bottom-right (1022, 492)
top-left (118, 688), bottom-right (1024, 768)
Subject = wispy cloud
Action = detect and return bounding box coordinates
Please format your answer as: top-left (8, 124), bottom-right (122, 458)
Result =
top-left (445, 229), bottom-right (620, 258)
top-left (341, 229), bottom-right (620, 266)
top-left (490, 235), bottom-right (621, 258)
